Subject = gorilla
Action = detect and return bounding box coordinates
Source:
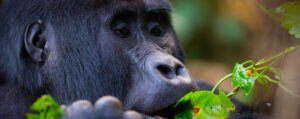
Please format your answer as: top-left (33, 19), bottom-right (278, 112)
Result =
top-left (0, 0), bottom-right (259, 119)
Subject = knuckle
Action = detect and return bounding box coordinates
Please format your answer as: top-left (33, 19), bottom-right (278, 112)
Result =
top-left (95, 95), bottom-right (123, 110)
top-left (123, 111), bottom-right (143, 119)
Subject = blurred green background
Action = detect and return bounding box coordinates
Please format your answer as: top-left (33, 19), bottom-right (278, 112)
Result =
top-left (171, 0), bottom-right (245, 62)
top-left (169, 0), bottom-right (300, 118)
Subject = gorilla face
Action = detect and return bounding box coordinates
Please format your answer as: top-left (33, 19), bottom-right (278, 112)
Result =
top-left (0, 0), bottom-right (197, 116)
top-left (101, 0), bottom-right (198, 113)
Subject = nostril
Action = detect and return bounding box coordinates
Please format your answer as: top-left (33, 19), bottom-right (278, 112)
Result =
top-left (175, 65), bottom-right (185, 76)
top-left (156, 64), bottom-right (176, 79)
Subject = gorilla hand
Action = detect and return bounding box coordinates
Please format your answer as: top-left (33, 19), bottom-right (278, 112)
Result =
top-left (61, 96), bottom-right (143, 119)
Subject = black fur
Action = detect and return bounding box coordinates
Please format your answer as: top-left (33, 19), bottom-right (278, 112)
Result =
top-left (0, 0), bottom-right (196, 118)
top-left (0, 0), bottom-right (260, 119)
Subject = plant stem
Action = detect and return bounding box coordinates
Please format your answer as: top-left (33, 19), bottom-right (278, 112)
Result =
top-left (210, 45), bottom-right (300, 97)
top-left (263, 75), bottom-right (280, 84)
top-left (256, 45), bottom-right (300, 66)
top-left (255, 66), bottom-right (267, 71)
top-left (242, 60), bottom-right (255, 70)
top-left (211, 73), bottom-right (233, 93)
top-left (259, 60), bottom-right (277, 76)
top-left (263, 75), bottom-right (300, 98)
top-left (278, 84), bottom-right (300, 98)
top-left (227, 87), bottom-right (240, 98)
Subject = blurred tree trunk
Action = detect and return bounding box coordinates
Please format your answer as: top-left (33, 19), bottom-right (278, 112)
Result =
top-left (255, 1), bottom-right (300, 119)
top-left (272, 52), bottom-right (300, 119)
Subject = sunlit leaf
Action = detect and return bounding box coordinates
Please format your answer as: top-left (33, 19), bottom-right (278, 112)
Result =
top-left (26, 95), bottom-right (64, 119)
top-left (232, 63), bottom-right (259, 95)
top-left (173, 90), bottom-right (235, 119)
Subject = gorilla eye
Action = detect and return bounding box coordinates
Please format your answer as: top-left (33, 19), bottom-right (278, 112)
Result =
top-left (148, 22), bottom-right (163, 37)
top-left (111, 21), bottom-right (130, 38)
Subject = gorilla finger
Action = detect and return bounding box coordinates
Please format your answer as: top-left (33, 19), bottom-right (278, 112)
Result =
top-left (94, 96), bottom-right (123, 119)
top-left (63, 100), bottom-right (93, 119)
top-left (123, 110), bottom-right (143, 119)
top-left (60, 104), bottom-right (68, 111)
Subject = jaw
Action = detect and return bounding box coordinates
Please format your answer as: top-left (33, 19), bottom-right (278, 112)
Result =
top-left (124, 79), bottom-right (197, 119)
top-left (123, 63), bottom-right (198, 118)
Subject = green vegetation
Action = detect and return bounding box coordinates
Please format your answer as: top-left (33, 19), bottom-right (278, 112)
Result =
top-left (173, 2), bottom-right (300, 118)
top-left (26, 95), bottom-right (64, 119)
top-left (260, 1), bottom-right (300, 39)
top-left (173, 44), bottom-right (300, 119)
top-left (173, 90), bottom-right (234, 119)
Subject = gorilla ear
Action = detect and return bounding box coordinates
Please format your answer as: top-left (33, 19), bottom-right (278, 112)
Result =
top-left (24, 19), bottom-right (47, 62)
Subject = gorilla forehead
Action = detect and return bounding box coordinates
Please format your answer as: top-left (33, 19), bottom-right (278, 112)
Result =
top-left (122, 0), bottom-right (170, 8)
top-left (103, 0), bottom-right (170, 6)
top-left (54, 0), bottom-right (171, 9)
top-left (96, 0), bottom-right (172, 11)
top-left (45, 0), bottom-right (173, 44)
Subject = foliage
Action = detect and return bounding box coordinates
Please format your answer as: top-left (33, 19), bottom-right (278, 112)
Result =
top-left (26, 95), bottom-right (64, 119)
top-left (260, 1), bottom-right (300, 39)
top-left (231, 62), bottom-right (258, 95)
top-left (174, 44), bottom-right (300, 119)
top-left (174, 2), bottom-right (300, 118)
top-left (173, 90), bottom-right (235, 119)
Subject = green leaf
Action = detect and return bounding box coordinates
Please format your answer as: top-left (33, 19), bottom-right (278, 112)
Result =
top-left (173, 90), bottom-right (235, 119)
top-left (26, 95), bottom-right (64, 119)
top-left (260, 1), bottom-right (300, 39)
top-left (231, 63), bottom-right (259, 95)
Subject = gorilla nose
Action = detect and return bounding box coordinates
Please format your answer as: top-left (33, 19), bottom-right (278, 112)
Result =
top-left (148, 52), bottom-right (193, 85)
top-left (156, 63), bottom-right (185, 79)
